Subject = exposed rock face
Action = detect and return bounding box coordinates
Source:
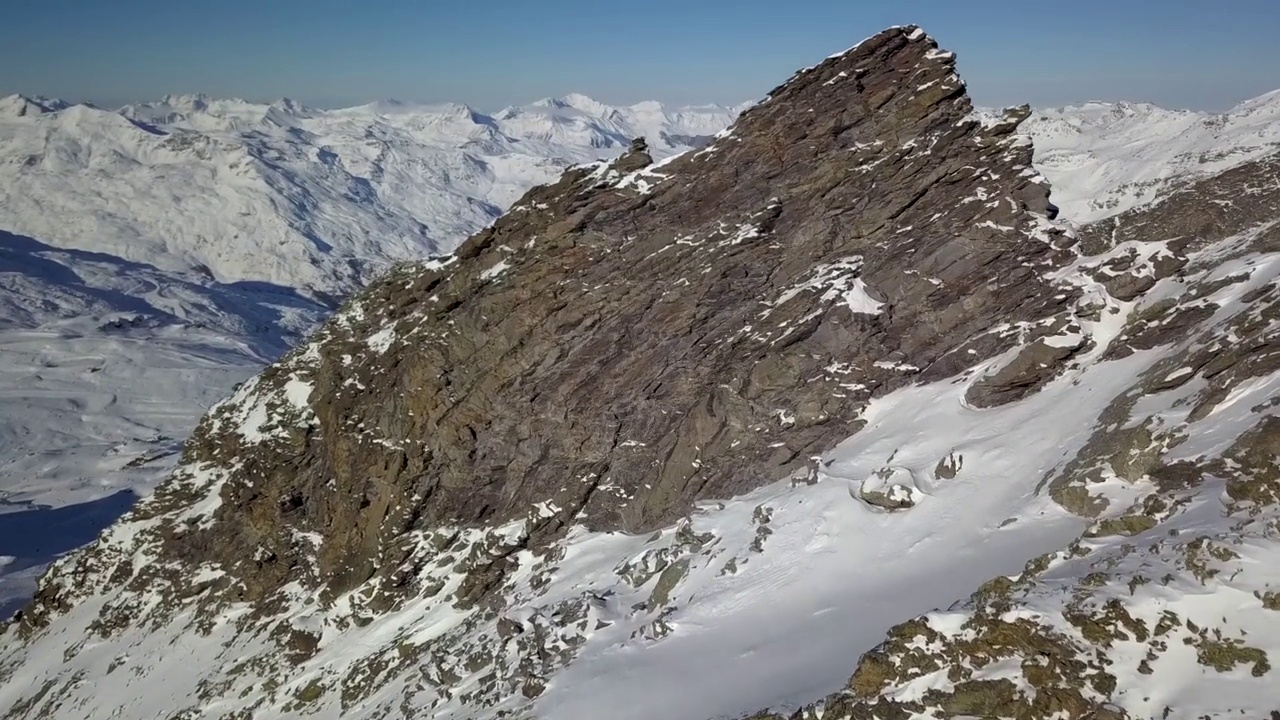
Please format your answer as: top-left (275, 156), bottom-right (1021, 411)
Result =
top-left (17, 26), bottom-right (1069, 621)
top-left (740, 143), bottom-right (1280, 720)
top-left (0, 26), bottom-right (1076, 718)
top-left (6, 24), bottom-right (1278, 720)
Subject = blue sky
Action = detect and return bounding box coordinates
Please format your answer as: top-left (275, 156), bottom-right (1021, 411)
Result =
top-left (3, 0), bottom-right (1279, 111)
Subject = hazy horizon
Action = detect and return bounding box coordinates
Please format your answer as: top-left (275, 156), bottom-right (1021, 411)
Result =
top-left (4, 0), bottom-right (1280, 113)
top-left (10, 87), bottom-right (1280, 118)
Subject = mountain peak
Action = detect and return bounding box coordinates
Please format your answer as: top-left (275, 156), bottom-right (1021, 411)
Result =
top-left (268, 97), bottom-right (314, 115)
top-left (428, 101), bottom-right (481, 117)
top-left (763, 25), bottom-right (965, 124)
top-left (557, 92), bottom-right (613, 114)
top-left (529, 95), bottom-right (572, 110)
top-left (529, 93), bottom-right (616, 118)
top-left (341, 99), bottom-right (488, 124)
top-left (4, 24), bottom-right (1081, 720)
top-left (6, 21), bottom-right (1280, 720)
top-left (158, 92), bottom-right (213, 111)
top-left (0, 93), bottom-right (68, 118)
top-left (626, 99), bottom-right (665, 113)
top-left (337, 98), bottom-right (418, 115)
top-left (825, 23), bottom-right (928, 60)
top-left (1228, 86), bottom-right (1280, 116)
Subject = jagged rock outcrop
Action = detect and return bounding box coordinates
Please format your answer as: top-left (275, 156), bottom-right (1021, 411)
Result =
top-left (17, 25), bottom-right (1070, 626)
top-left (738, 137), bottom-right (1280, 720)
top-left (0, 26), bottom-right (1078, 718)
top-left (6, 24), bottom-right (1277, 720)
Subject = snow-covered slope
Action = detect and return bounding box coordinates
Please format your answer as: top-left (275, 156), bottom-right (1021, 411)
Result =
top-left (0, 228), bottom-right (330, 619)
top-left (0, 100), bottom-right (431, 296)
top-left (772, 150), bottom-right (1280, 720)
top-left (1025, 92), bottom-right (1280, 223)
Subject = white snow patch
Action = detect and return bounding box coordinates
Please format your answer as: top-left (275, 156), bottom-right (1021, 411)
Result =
top-left (480, 259), bottom-right (512, 280)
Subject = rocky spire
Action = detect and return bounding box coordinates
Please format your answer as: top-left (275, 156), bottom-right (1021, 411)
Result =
top-left (2, 25), bottom-right (1105, 720)
top-left (41, 25), bottom-right (1065, 610)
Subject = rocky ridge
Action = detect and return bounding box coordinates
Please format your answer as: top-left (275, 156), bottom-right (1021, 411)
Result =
top-left (3, 25), bottom-right (1279, 720)
top-left (0, 84), bottom-right (742, 612)
top-left (744, 119), bottom-right (1280, 720)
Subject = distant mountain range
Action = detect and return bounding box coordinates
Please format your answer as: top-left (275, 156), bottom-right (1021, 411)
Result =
top-left (6, 87), bottom-right (1278, 299)
top-left (2, 91), bottom-right (749, 296)
top-left (1022, 91), bottom-right (1280, 222)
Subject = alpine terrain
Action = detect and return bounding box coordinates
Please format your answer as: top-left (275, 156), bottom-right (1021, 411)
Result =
top-left (3, 91), bottom-right (744, 295)
top-left (1024, 93), bottom-right (1280, 223)
top-left (0, 90), bottom-right (742, 615)
top-left (4, 24), bottom-right (1280, 720)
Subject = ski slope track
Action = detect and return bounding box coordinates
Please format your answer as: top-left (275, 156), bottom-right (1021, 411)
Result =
top-left (4, 25), bottom-right (1280, 720)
